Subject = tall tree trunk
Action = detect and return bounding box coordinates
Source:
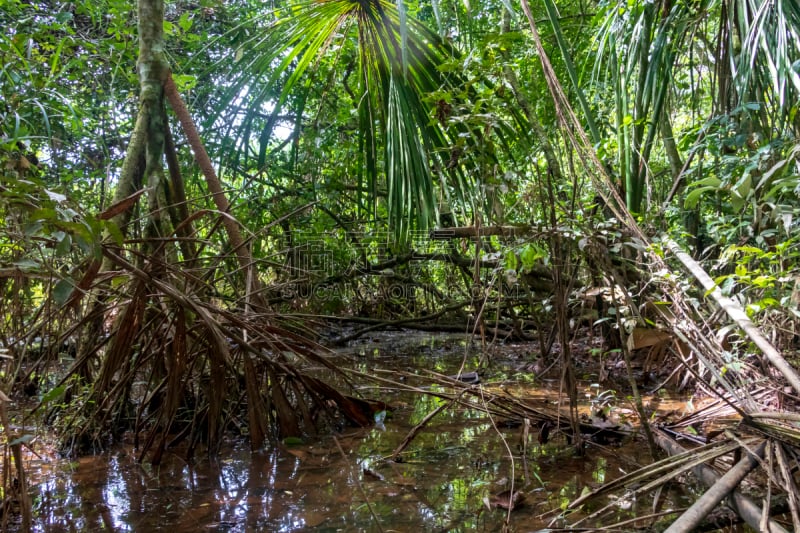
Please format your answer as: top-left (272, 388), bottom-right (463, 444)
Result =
top-left (95, 0), bottom-right (173, 396)
top-left (628, 2), bottom-right (654, 213)
top-left (92, 0), bottom-right (189, 453)
top-left (137, 0), bottom-right (173, 246)
top-left (660, 113), bottom-right (683, 181)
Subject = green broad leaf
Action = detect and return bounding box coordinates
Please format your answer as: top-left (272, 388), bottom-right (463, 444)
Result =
top-left (503, 250), bottom-right (518, 271)
top-left (693, 176), bottom-right (723, 187)
top-left (752, 276), bottom-right (774, 288)
top-left (110, 275), bottom-right (129, 288)
top-left (29, 206), bottom-right (55, 220)
top-left (731, 245), bottom-right (764, 256)
top-left (41, 384), bottom-right (66, 405)
top-left (74, 234), bottom-right (92, 254)
top-left (57, 206), bottom-right (79, 220)
top-left (12, 259), bottom-right (40, 271)
top-left (684, 186), bottom-right (719, 209)
top-left (178, 13), bottom-right (193, 32)
top-left (519, 243), bottom-right (547, 271)
top-left (53, 278), bottom-right (75, 306)
top-left (45, 189), bottom-right (67, 203)
top-left (173, 74), bottom-right (197, 92)
top-left (55, 233), bottom-right (72, 257)
top-left (282, 436), bottom-right (305, 446)
top-left (8, 434), bottom-right (35, 447)
top-left (713, 274), bottom-right (731, 286)
top-left (23, 221), bottom-right (44, 236)
top-left (55, 12), bottom-right (73, 24)
top-left (104, 220), bottom-right (125, 246)
top-left (730, 194), bottom-right (745, 212)
top-left (755, 156), bottom-right (792, 191)
top-left (734, 174), bottom-right (752, 199)
top-left (765, 177), bottom-right (800, 202)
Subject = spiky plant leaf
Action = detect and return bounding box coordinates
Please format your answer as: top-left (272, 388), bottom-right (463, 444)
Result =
top-left (210, 0), bottom-right (486, 237)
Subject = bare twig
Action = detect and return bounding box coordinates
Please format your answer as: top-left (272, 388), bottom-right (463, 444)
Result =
top-left (389, 398), bottom-right (454, 460)
top-left (333, 436), bottom-right (384, 533)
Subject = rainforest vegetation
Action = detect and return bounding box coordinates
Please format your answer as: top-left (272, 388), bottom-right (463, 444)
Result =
top-left (1, 0), bottom-right (800, 529)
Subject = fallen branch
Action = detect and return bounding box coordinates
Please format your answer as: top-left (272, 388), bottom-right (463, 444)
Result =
top-left (664, 237), bottom-right (800, 395)
top-left (665, 439), bottom-right (767, 533)
top-left (428, 225), bottom-right (536, 239)
top-left (655, 431), bottom-right (788, 533)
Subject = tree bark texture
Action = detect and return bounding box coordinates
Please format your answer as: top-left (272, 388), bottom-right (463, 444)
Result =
top-left (163, 74), bottom-right (267, 310)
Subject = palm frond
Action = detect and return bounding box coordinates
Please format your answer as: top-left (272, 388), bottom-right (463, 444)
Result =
top-left (386, 73), bottom-right (435, 239)
top-left (210, 0), bottom-right (484, 236)
top-left (588, 0), bottom-right (703, 211)
top-left (734, 0), bottom-right (800, 127)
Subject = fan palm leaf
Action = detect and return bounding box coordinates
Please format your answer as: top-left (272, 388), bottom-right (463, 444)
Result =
top-left (731, 0), bottom-right (800, 128)
top-left (212, 0), bottom-right (482, 239)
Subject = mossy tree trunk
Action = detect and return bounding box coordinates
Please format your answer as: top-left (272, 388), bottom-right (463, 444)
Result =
top-left (91, 0), bottom-right (183, 449)
top-left (136, 0), bottom-right (174, 252)
top-left (109, 0), bottom-right (172, 243)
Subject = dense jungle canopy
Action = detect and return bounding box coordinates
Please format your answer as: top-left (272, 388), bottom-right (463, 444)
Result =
top-left (2, 0), bottom-right (800, 529)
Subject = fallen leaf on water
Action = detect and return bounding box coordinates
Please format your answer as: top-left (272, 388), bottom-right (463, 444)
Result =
top-left (285, 449), bottom-right (309, 461)
top-left (487, 489), bottom-right (526, 511)
top-left (302, 511), bottom-right (327, 527)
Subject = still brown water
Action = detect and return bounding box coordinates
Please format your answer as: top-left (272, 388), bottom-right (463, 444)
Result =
top-left (17, 333), bottom-right (690, 531)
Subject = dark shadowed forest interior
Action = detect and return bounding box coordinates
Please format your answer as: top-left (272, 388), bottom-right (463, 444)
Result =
top-left (2, 0), bottom-right (800, 530)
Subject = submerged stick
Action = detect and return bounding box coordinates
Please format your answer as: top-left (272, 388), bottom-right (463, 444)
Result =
top-left (389, 399), bottom-right (454, 461)
top-left (333, 437), bottom-right (384, 533)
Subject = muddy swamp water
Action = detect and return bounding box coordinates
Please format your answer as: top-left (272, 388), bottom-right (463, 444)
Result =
top-left (6, 0), bottom-right (800, 528)
top-left (6, 332), bottom-right (710, 532)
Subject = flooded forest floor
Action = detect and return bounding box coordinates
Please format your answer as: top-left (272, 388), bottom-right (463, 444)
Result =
top-left (5, 330), bottom-right (710, 532)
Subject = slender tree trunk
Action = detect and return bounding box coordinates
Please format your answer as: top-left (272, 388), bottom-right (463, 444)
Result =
top-left (660, 113), bottom-right (683, 181)
top-left (628, 2), bottom-right (654, 213)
